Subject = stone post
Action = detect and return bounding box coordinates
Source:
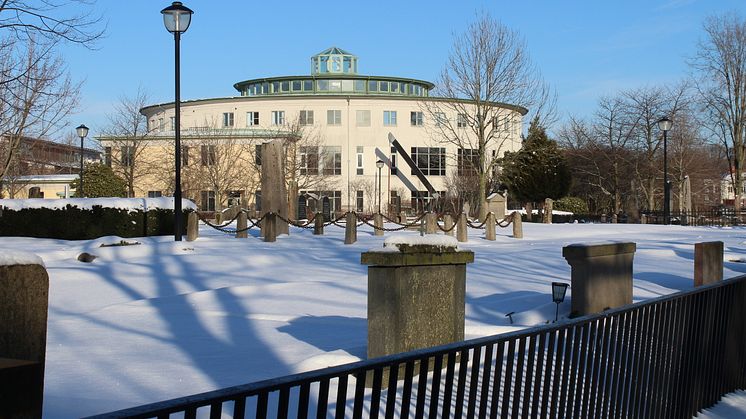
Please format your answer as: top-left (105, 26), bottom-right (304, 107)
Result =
top-left (425, 212), bottom-right (438, 234)
top-left (398, 211), bottom-right (407, 224)
top-left (236, 211), bottom-right (248, 239)
top-left (373, 213), bottom-right (384, 237)
top-left (485, 212), bottom-right (496, 241)
top-left (263, 212), bottom-right (277, 242)
top-left (215, 211), bottom-right (223, 224)
top-left (640, 214), bottom-right (647, 224)
top-left (543, 198), bottom-right (553, 224)
top-left (695, 241), bottom-right (724, 287)
top-left (611, 213), bottom-right (618, 224)
top-left (512, 212), bottom-right (523, 239)
top-left (287, 180), bottom-right (298, 223)
top-left (0, 254), bottom-right (48, 418)
top-left (362, 236), bottom-right (474, 361)
top-left (314, 213), bottom-right (324, 235)
top-left (456, 213), bottom-right (468, 242)
top-left (443, 214), bottom-right (454, 237)
top-left (261, 140), bottom-right (289, 235)
top-left (562, 242), bottom-right (636, 316)
top-left (344, 212), bottom-right (357, 244)
top-left (186, 211), bottom-right (199, 242)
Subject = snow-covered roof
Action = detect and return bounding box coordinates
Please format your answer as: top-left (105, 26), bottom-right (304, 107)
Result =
top-left (9, 174), bottom-right (79, 182)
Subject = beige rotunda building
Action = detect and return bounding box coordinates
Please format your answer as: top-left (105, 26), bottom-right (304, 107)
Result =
top-left (98, 47), bottom-right (527, 215)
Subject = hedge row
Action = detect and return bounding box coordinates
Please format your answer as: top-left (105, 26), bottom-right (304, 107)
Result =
top-left (0, 205), bottom-right (191, 240)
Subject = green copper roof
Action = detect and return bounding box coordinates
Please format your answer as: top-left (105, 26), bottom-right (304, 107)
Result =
top-left (315, 46), bottom-right (353, 56)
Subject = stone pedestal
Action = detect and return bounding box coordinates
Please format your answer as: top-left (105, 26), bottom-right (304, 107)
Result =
top-left (512, 212), bottom-right (523, 239)
top-left (563, 242), bottom-right (636, 316)
top-left (344, 212), bottom-right (357, 244)
top-left (263, 213), bottom-right (277, 242)
top-left (362, 237), bottom-right (474, 361)
top-left (443, 214), bottom-right (454, 237)
top-left (236, 212), bottom-right (248, 238)
top-left (425, 212), bottom-right (438, 234)
top-left (456, 213), bottom-right (468, 242)
top-left (695, 241), bottom-right (724, 287)
top-left (543, 198), bottom-right (553, 224)
top-left (0, 258), bottom-right (48, 418)
top-left (260, 140), bottom-right (289, 235)
top-left (186, 212), bottom-right (199, 242)
top-left (485, 212), bottom-right (496, 241)
top-left (373, 213), bottom-right (384, 237)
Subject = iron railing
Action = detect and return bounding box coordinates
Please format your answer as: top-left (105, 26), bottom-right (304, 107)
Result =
top-left (641, 209), bottom-right (746, 227)
top-left (87, 275), bottom-right (746, 419)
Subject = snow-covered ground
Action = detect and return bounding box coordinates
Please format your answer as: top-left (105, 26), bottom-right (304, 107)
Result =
top-left (2, 221), bottom-right (745, 417)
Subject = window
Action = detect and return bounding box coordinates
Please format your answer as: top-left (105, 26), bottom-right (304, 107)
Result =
top-left (458, 148), bottom-right (479, 176)
top-left (227, 191), bottom-right (243, 207)
top-left (271, 111), bottom-right (285, 125)
top-left (390, 146), bottom-right (398, 175)
top-left (435, 112), bottom-right (447, 127)
top-left (300, 146), bottom-right (319, 175)
top-left (222, 112), bottom-right (234, 128)
top-left (356, 190), bottom-right (364, 212)
top-left (121, 146), bottom-right (134, 167)
top-left (356, 146), bottom-right (364, 175)
top-left (201, 145), bottom-right (216, 166)
top-left (104, 147), bottom-right (112, 167)
top-left (410, 111), bottom-right (423, 126)
top-left (322, 146), bottom-right (342, 175)
top-left (356, 110), bottom-right (371, 127)
top-left (383, 110), bottom-right (397, 126)
top-left (246, 112), bottom-right (259, 126)
top-left (181, 146), bottom-right (189, 166)
top-left (303, 80), bottom-right (313, 91)
top-left (327, 109), bottom-right (341, 125)
top-left (457, 113), bottom-right (469, 128)
top-left (200, 190), bottom-right (216, 212)
top-left (170, 116), bottom-right (176, 131)
top-left (299, 110), bottom-right (314, 126)
top-left (411, 190), bottom-right (443, 213)
top-left (504, 118), bottom-right (511, 131)
top-left (411, 147), bottom-right (446, 176)
top-left (368, 80), bottom-right (378, 92)
top-left (148, 191), bottom-right (163, 198)
top-left (159, 118), bottom-right (165, 131)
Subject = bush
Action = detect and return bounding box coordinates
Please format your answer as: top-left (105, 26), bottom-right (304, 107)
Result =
top-left (0, 205), bottom-right (190, 240)
top-left (554, 196), bottom-right (588, 214)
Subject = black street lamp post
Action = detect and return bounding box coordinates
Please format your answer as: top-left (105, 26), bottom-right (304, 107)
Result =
top-left (76, 124), bottom-right (89, 197)
top-left (162, 1), bottom-right (193, 241)
top-left (552, 282), bottom-right (569, 322)
top-left (376, 159), bottom-right (384, 214)
top-left (658, 117), bottom-right (673, 225)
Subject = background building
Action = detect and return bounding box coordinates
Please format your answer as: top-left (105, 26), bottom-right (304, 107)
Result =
top-left (98, 47), bottom-right (527, 214)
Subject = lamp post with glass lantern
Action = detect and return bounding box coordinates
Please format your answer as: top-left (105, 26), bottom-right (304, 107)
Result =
top-left (657, 117), bottom-right (673, 225)
top-left (162, 1), bottom-right (193, 241)
top-left (376, 159), bottom-right (384, 214)
top-left (551, 282), bottom-right (569, 322)
top-left (76, 124), bottom-right (88, 197)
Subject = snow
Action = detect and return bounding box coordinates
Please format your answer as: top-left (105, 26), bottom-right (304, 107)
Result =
top-left (0, 222), bottom-right (744, 417)
top-left (0, 197), bottom-right (198, 211)
top-left (0, 250), bottom-right (44, 267)
top-left (697, 390), bottom-right (746, 418)
top-left (382, 234), bottom-right (459, 249)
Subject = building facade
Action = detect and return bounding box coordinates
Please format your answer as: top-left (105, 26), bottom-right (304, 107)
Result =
top-left (98, 47), bottom-right (527, 214)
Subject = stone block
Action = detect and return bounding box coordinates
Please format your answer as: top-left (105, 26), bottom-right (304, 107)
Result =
top-left (236, 211), bottom-right (248, 239)
top-left (373, 213), bottom-right (384, 237)
top-left (263, 213), bottom-right (277, 242)
top-left (563, 242), bottom-right (636, 316)
top-left (0, 260), bottom-right (48, 418)
top-left (425, 212), bottom-right (438, 234)
top-left (512, 212), bottom-right (523, 239)
top-left (695, 241), bottom-right (723, 287)
top-left (344, 212), bottom-right (357, 244)
top-left (186, 211), bottom-right (199, 241)
top-left (314, 213), bottom-right (324, 235)
top-left (485, 212), bottom-right (496, 241)
top-left (362, 238), bottom-right (474, 362)
top-left (443, 214), bottom-right (454, 237)
top-left (456, 213), bottom-right (468, 242)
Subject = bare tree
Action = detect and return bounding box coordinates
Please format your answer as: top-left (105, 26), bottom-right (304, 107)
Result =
top-left (0, 0), bottom-right (103, 49)
top-left (690, 13), bottom-right (746, 210)
top-left (423, 12), bottom-right (553, 219)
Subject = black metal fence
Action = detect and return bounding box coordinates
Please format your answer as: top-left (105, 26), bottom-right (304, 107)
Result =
top-left (641, 209), bottom-right (746, 227)
top-left (88, 275), bottom-right (746, 419)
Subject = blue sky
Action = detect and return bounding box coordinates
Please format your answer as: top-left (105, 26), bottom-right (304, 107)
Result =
top-left (58, 0), bottom-right (744, 143)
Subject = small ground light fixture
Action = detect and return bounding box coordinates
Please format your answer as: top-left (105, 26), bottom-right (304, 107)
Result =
top-left (552, 282), bottom-right (569, 322)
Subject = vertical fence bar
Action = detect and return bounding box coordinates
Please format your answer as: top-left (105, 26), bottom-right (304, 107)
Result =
top-left (674, 294), bottom-right (694, 419)
top-left (441, 351), bottom-right (457, 418)
top-left (384, 362), bottom-right (400, 419)
top-left (400, 361), bottom-right (415, 419)
top-left (557, 326), bottom-right (574, 418)
top-left (428, 354), bottom-right (443, 419)
top-left (549, 328), bottom-right (566, 419)
top-left (256, 391), bottom-right (269, 419)
top-left (612, 310), bottom-right (632, 418)
top-left (650, 300), bottom-right (670, 419)
top-left (316, 378), bottom-right (330, 418)
top-left (489, 341), bottom-right (505, 419)
top-left (334, 375), bottom-right (349, 419)
top-left (296, 384), bottom-right (309, 419)
top-left (531, 332), bottom-right (547, 417)
top-left (352, 371), bottom-right (366, 419)
top-left (510, 337), bottom-right (527, 419)
top-left (370, 368), bottom-right (383, 419)
top-left (500, 340), bottom-right (516, 418)
top-left (277, 388), bottom-right (290, 419)
top-left (466, 346), bottom-right (482, 418)
top-left (454, 349), bottom-right (469, 418)
top-left (232, 397), bottom-right (246, 419)
top-left (592, 316), bottom-right (612, 418)
top-left (478, 344), bottom-right (494, 419)
top-left (633, 304), bottom-right (654, 418)
top-left (580, 320), bottom-right (598, 418)
top-left (522, 335), bottom-right (537, 417)
top-left (541, 330), bottom-right (557, 418)
top-left (414, 356), bottom-right (430, 419)
top-left (566, 324), bottom-right (585, 418)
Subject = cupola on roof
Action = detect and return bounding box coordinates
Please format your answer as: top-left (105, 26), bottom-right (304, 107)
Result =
top-left (311, 46), bottom-right (358, 75)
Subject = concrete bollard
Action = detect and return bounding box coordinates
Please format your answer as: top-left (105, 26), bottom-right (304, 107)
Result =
top-left (456, 213), bottom-right (468, 242)
top-left (373, 213), bottom-right (384, 237)
top-left (612, 213), bottom-right (618, 224)
top-left (314, 213), bottom-right (324, 235)
top-left (398, 211), bottom-right (407, 224)
top-left (344, 212), bottom-right (357, 244)
top-left (443, 214), bottom-right (454, 237)
top-left (236, 211), bottom-right (248, 238)
top-left (695, 241), bottom-right (724, 287)
top-left (263, 212), bottom-right (277, 242)
top-left (562, 242), bottom-right (636, 317)
top-left (362, 236), bottom-right (474, 362)
top-left (640, 214), bottom-right (647, 224)
top-left (425, 212), bottom-right (438, 234)
top-left (215, 211), bottom-right (223, 224)
top-left (186, 212), bottom-right (199, 241)
top-left (0, 253), bottom-right (48, 418)
top-left (512, 212), bottom-right (523, 239)
top-left (544, 198), bottom-right (553, 224)
top-left (485, 212), bottom-right (496, 241)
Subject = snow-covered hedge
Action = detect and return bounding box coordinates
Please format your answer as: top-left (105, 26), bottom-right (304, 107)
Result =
top-left (0, 198), bottom-right (196, 240)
